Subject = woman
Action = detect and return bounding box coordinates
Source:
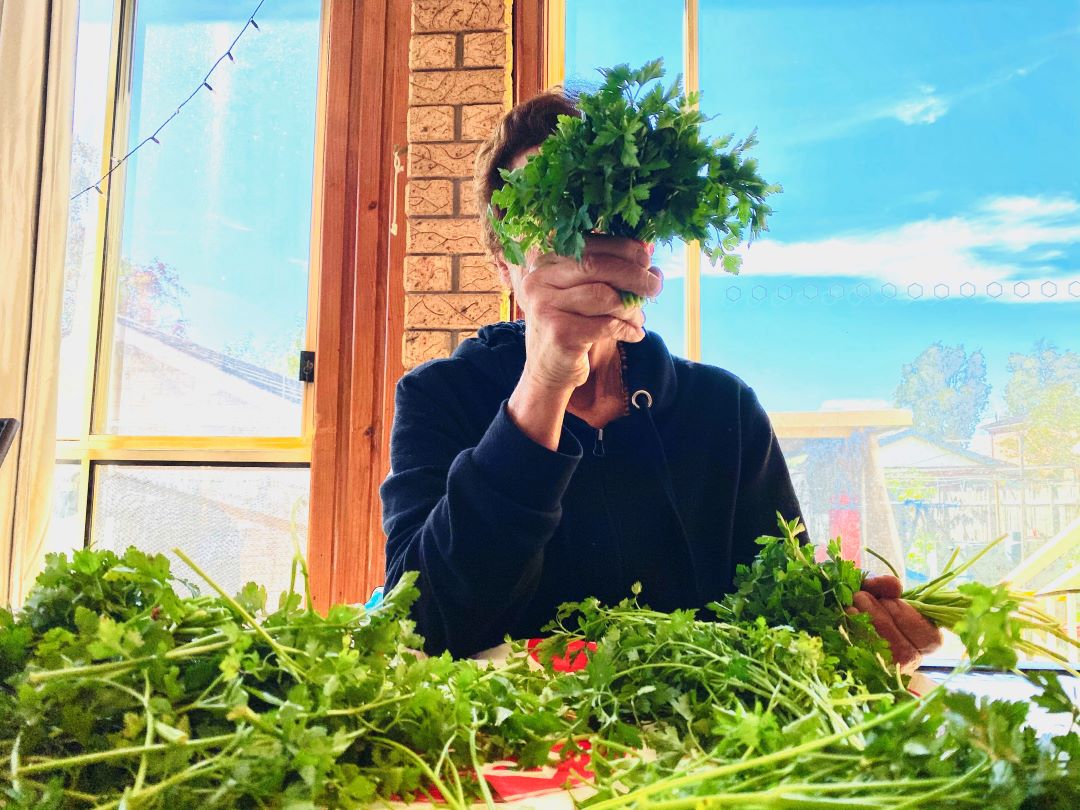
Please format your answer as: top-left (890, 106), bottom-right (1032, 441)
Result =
top-left (381, 91), bottom-right (940, 665)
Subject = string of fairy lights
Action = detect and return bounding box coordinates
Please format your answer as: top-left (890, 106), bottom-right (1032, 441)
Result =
top-left (70, 0), bottom-right (267, 202)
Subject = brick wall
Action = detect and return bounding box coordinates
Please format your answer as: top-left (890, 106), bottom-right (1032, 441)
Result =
top-left (404, 0), bottom-right (512, 368)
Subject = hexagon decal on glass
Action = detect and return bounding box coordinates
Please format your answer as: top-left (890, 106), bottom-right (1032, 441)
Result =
top-left (960, 282), bottom-right (976, 297)
top-left (854, 282), bottom-right (871, 299)
top-left (934, 284), bottom-right (949, 299)
top-left (829, 283), bottom-right (845, 300)
top-left (908, 283), bottom-right (924, 299)
top-left (778, 284), bottom-right (793, 300)
top-left (726, 286), bottom-right (742, 302)
top-left (1014, 281), bottom-right (1030, 298)
top-left (987, 282), bottom-right (1003, 298)
top-left (752, 285), bottom-right (767, 301)
top-left (1041, 281), bottom-right (1057, 298)
top-left (1070, 281), bottom-right (1080, 298)
top-left (803, 284), bottom-right (819, 300)
top-left (881, 283), bottom-right (897, 298)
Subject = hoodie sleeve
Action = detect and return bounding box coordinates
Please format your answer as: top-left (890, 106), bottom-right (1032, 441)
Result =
top-left (729, 385), bottom-right (806, 573)
top-left (380, 367), bottom-right (583, 657)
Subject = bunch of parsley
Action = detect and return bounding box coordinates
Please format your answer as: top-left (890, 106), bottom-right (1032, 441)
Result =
top-left (0, 549), bottom-right (565, 809)
top-left (2, 536), bottom-right (1077, 808)
top-left (490, 58), bottom-right (779, 279)
top-left (718, 515), bottom-right (1080, 692)
top-left (540, 581), bottom-right (1079, 809)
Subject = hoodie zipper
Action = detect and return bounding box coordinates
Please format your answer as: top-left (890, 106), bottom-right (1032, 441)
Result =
top-left (592, 428), bottom-right (606, 458)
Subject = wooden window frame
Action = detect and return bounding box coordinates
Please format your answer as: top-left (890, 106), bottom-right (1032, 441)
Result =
top-left (306, 0), bottom-right (408, 609)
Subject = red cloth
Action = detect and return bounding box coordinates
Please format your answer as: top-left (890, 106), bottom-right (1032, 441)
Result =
top-left (485, 742), bottom-right (594, 800)
top-left (526, 637), bottom-right (596, 672)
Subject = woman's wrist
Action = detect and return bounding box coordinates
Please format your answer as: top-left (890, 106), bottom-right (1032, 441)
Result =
top-left (508, 373), bottom-right (575, 451)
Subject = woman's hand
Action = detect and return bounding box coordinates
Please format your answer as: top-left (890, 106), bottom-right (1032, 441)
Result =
top-left (515, 235), bottom-right (662, 391)
top-left (504, 235), bottom-right (661, 450)
top-left (847, 575), bottom-right (942, 673)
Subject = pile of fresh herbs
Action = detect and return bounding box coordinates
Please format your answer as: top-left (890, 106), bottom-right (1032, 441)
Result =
top-left (490, 59), bottom-right (779, 280)
top-left (0, 549), bottom-right (563, 809)
top-left (537, 589), bottom-right (1079, 808)
top-left (1, 521), bottom-right (1077, 808)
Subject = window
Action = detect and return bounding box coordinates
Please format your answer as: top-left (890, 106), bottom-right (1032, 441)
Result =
top-left (50, 0), bottom-right (323, 598)
top-left (553, 0), bottom-right (1080, 662)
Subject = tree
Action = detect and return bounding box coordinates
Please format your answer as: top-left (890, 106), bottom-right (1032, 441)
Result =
top-left (894, 342), bottom-right (990, 444)
top-left (117, 257), bottom-right (189, 337)
top-left (1004, 341), bottom-right (1080, 468)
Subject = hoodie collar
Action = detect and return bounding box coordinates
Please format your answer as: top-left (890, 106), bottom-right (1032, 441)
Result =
top-left (458, 320), bottom-right (680, 415)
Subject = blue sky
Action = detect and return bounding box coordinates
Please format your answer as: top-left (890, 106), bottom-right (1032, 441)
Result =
top-left (567, 0), bottom-right (1080, 426)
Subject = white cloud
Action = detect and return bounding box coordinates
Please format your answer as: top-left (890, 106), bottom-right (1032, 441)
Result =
top-left (688, 194), bottom-right (1080, 302)
top-left (209, 213), bottom-right (253, 232)
top-left (1031, 250), bottom-right (1066, 261)
top-left (784, 59), bottom-right (1044, 145)
top-left (980, 195), bottom-right (1079, 220)
top-left (888, 91), bottom-right (949, 125)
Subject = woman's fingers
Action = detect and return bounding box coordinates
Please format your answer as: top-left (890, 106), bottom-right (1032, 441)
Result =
top-left (583, 234), bottom-right (650, 268)
top-left (880, 597), bottom-right (942, 653)
top-left (546, 282), bottom-right (630, 317)
top-left (861, 575), bottom-right (942, 653)
top-left (534, 258), bottom-right (662, 300)
top-left (852, 591), bottom-right (919, 667)
top-left (536, 308), bottom-right (646, 349)
top-left (862, 575), bottom-right (902, 600)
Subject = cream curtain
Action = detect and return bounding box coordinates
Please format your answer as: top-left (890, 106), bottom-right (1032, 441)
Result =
top-left (0, 0), bottom-right (79, 603)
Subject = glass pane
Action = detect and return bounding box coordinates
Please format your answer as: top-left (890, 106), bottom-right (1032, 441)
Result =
top-left (57, 0), bottom-right (116, 438)
top-left (699, 1), bottom-right (1080, 661)
top-left (565, 0), bottom-right (687, 356)
top-left (646, 242), bottom-right (686, 356)
top-left (105, 1), bottom-right (321, 436)
top-left (92, 465), bottom-right (310, 600)
top-left (45, 463), bottom-right (84, 559)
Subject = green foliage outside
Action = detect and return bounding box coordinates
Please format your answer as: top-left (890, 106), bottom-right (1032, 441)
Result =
top-left (894, 342), bottom-right (990, 443)
top-left (1005, 341), bottom-right (1080, 469)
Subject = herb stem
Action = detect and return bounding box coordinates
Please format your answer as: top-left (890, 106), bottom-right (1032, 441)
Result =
top-left (586, 697), bottom-right (920, 810)
top-left (17, 733), bottom-right (235, 776)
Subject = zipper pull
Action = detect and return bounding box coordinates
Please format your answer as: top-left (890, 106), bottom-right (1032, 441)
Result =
top-left (593, 427), bottom-right (606, 458)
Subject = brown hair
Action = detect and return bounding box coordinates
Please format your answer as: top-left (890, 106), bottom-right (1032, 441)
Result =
top-left (474, 90), bottom-right (581, 256)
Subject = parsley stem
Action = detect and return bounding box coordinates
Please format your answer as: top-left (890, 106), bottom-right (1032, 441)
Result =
top-left (173, 548), bottom-right (306, 678)
top-left (467, 726), bottom-right (497, 810)
top-left (324, 692), bottom-right (413, 716)
top-left (90, 744), bottom-right (239, 810)
top-left (890, 757), bottom-right (990, 810)
top-left (27, 639), bottom-right (234, 683)
top-left (370, 736), bottom-right (464, 810)
top-left (133, 672), bottom-right (153, 792)
top-left (586, 696), bottom-right (922, 810)
top-left (16, 733), bottom-right (235, 775)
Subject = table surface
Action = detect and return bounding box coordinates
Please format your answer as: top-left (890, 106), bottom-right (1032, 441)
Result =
top-left (918, 668), bottom-right (1079, 737)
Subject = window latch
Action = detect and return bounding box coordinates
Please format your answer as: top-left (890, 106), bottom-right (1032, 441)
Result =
top-left (298, 351), bottom-right (315, 383)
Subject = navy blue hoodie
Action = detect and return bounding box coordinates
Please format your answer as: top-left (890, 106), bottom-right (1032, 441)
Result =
top-left (381, 321), bottom-right (803, 657)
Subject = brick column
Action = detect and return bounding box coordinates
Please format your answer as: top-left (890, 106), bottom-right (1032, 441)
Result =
top-left (404, 0), bottom-right (512, 368)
